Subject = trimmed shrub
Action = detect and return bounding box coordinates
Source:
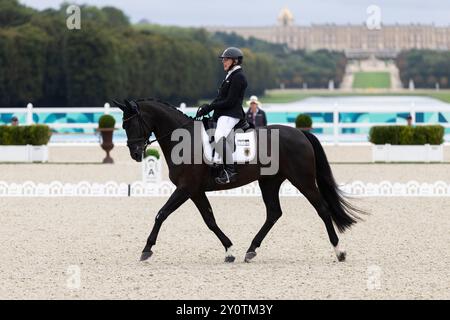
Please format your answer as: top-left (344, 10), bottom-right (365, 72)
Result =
top-left (369, 125), bottom-right (401, 144)
top-left (98, 114), bottom-right (116, 129)
top-left (398, 126), bottom-right (414, 145)
top-left (0, 125), bottom-right (51, 145)
top-left (295, 113), bottom-right (313, 128)
top-left (412, 126), bottom-right (428, 145)
top-left (424, 125), bottom-right (445, 145)
top-left (28, 125), bottom-right (52, 145)
top-left (144, 148), bottom-right (160, 159)
top-left (0, 126), bottom-right (14, 145)
top-left (369, 125), bottom-right (444, 145)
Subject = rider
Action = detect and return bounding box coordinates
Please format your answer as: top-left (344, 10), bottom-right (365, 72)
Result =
top-left (196, 47), bottom-right (248, 185)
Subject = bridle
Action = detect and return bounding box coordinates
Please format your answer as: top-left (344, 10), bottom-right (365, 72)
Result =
top-left (122, 104), bottom-right (194, 152)
top-left (122, 113), bottom-right (153, 150)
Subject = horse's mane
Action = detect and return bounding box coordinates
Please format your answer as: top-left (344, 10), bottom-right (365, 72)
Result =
top-left (135, 97), bottom-right (194, 120)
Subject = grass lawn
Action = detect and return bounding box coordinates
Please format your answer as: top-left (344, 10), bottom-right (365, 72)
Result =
top-left (259, 90), bottom-right (450, 104)
top-left (196, 90), bottom-right (450, 107)
top-left (352, 72), bottom-right (391, 89)
top-left (427, 92), bottom-right (450, 103)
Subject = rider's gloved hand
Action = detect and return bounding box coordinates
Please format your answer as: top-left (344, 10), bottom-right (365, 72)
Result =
top-left (196, 104), bottom-right (210, 118)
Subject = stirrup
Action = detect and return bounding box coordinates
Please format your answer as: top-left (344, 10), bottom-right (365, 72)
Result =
top-left (215, 168), bottom-right (237, 185)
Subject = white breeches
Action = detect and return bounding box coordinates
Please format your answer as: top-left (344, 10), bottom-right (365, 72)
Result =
top-left (214, 116), bottom-right (240, 141)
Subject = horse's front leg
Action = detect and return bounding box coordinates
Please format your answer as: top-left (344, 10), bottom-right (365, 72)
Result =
top-left (140, 187), bottom-right (190, 261)
top-left (191, 193), bottom-right (235, 263)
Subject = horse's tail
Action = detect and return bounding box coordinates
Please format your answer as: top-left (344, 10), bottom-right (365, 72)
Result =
top-left (302, 130), bottom-right (365, 233)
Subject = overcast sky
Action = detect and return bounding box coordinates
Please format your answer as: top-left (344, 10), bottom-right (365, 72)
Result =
top-left (19, 0), bottom-right (450, 26)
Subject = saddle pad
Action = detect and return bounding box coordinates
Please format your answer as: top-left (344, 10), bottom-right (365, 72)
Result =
top-left (201, 123), bottom-right (256, 164)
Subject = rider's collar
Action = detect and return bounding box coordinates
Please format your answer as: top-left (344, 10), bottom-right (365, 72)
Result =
top-left (225, 65), bottom-right (241, 80)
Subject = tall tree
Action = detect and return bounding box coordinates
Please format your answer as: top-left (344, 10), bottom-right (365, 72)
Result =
top-left (0, 0), bottom-right (34, 27)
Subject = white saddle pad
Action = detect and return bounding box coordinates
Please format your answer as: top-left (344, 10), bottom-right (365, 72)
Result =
top-left (201, 123), bottom-right (256, 164)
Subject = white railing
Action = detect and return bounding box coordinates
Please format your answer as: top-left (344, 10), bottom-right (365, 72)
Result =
top-left (1, 102), bottom-right (450, 144)
top-left (1, 180), bottom-right (450, 197)
top-left (0, 103), bottom-right (121, 129)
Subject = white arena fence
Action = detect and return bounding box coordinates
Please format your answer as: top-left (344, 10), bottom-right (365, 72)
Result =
top-left (2, 97), bottom-right (450, 144)
top-left (1, 180), bottom-right (450, 197)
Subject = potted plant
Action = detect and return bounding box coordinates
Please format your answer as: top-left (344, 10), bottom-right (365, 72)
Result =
top-left (295, 113), bottom-right (313, 131)
top-left (97, 114), bottom-right (116, 164)
top-left (370, 125), bottom-right (444, 162)
top-left (0, 125), bottom-right (52, 162)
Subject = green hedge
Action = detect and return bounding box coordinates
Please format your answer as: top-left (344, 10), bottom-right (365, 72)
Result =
top-left (0, 125), bottom-right (52, 145)
top-left (369, 125), bottom-right (444, 145)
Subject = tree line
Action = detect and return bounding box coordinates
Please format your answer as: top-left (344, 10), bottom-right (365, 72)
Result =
top-left (0, 0), bottom-right (347, 107)
top-left (396, 49), bottom-right (450, 89)
top-left (213, 32), bottom-right (348, 89)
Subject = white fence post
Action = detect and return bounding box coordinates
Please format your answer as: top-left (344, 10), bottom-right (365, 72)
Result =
top-left (333, 103), bottom-right (339, 145)
top-left (104, 102), bottom-right (111, 115)
top-left (26, 103), bottom-right (33, 125)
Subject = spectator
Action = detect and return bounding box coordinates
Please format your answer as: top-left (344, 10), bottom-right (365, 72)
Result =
top-left (245, 95), bottom-right (267, 127)
top-left (11, 116), bottom-right (19, 126)
top-left (406, 114), bottom-right (413, 126)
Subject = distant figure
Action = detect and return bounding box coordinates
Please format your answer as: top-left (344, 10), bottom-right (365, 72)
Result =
top-left (406, 115), bottom-right (413, 126)
top-left (10, 116), bottom-right (18, 126)
top-left (245, 96), bottom-right (267, 128)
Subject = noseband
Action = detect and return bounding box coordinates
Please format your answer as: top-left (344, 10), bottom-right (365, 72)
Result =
top-left (123, 112), bottom-right (152, 151)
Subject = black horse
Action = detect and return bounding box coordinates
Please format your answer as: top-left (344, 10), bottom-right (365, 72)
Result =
top-left (113, 98), bottom-right (364, 263)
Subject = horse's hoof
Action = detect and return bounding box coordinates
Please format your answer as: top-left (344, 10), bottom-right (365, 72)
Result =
top-left (244, 251), bottom-right (257, 263)
top-left (224, 255), bottom-right (235, 263)
top-left (140, 251), bottom-right (153, 262)
top-left (337, 251), bottom-right (346, 262)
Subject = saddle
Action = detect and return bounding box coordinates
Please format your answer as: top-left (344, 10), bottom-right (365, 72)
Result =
top-left (201, 117), bottom-right (256, 164)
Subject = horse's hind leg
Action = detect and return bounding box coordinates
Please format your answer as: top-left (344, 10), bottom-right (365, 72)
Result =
top-left (191, 193), bottom-right (235, 263)
top-left (289, 178), bottom-right (346, 262)
top-left (245, 176), bottom-right (285, 263)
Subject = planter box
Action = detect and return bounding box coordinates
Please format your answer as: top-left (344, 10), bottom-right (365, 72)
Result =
top-left (372, 144), bottom-right (443, 163)
top-left (0, 145), bottom-right (48, 163)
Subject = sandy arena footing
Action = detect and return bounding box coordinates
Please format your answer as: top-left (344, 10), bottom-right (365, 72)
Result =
top-left (1, 146), bottom-right (449, 299)
top-left (0, 197), bottom-right (449, 299)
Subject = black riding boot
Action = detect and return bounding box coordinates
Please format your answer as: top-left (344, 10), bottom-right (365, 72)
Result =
top-left (215, 137), bottom-right (237, 185)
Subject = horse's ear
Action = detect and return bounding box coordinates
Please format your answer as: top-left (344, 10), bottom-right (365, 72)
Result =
top-left (112, 100), bottom-right (126, 112)
top-left (124, 99), bottom-right (140, 114)
top-left (124, 99), bottom-right (133, 110)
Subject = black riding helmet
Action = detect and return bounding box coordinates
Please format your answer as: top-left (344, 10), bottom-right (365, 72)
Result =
top-left (219, 47), bottom-right (243, 65)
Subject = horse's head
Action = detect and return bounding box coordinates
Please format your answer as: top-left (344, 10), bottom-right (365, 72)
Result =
top-left (113, 100), bottom-right (154, 162)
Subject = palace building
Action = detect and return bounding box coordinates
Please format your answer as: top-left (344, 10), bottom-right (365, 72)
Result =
top-left (206, 8), bottom-right (450, 58)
